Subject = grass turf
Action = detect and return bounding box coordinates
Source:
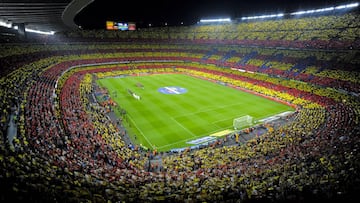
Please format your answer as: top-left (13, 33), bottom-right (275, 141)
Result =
top-left (96, 73), bottom-right (294, 152)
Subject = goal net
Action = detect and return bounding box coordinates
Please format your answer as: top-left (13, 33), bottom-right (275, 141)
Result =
top-left (233, 115), bottom-right (253, 130)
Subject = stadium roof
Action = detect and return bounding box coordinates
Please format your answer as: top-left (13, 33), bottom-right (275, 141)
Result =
top-left (0, 0), bottom-right (94, 33)
top-left (0, 0), bottom-right (358, 33)
top-left (75, 0), bottom-right (359, 29)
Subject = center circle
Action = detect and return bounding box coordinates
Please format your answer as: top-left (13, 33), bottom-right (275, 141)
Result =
top-left (158, 86), bottom-right (187, 95)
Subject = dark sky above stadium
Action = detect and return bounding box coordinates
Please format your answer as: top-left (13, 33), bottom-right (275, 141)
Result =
top-left (74, 0), bottom-right (353, 29)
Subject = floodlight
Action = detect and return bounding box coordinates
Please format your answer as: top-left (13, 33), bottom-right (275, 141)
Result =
top-left (25, 28), bottom-right (55, 35)
top-left (291, 2), bottom-right (359, 15)
top-left (199, 18), bottom-right (231, 23)
top-left (0, 20), bottom-right (12, 28)
top-left (241, 13), bottom-right (284, 20)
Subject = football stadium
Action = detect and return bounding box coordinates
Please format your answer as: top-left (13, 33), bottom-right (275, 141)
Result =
top-left (0, 1), bottom-right (359, 202)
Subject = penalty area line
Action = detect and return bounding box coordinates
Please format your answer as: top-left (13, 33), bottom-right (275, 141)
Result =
top-left (127, 114), bottom-right (154, 149)
top-left (170, 117), bottom-right (197, 138)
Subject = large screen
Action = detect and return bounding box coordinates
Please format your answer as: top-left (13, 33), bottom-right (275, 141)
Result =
top-left (106, 21), bottom-right (136, 30)
top-left (128, 22), bottom-right (136, 30)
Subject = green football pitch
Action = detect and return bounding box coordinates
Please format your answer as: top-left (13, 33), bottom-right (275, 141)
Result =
top-left (96, 73), bottom-right (294, 152)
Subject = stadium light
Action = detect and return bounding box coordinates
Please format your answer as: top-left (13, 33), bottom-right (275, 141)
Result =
top-left (291, 2), bottom-right (359, 15)
top-left (199, 18), bottom-right (231, 23)
top-left (2, 22), bottom-right (54, 35)
top-left (0, 20), bottom-right (12, 28)
top-left (335, 2), bottom-right (359, 9)
top-left (241, 13), bottom-right (284, 20)
top-left (25, 28), bottom-right (55, 35)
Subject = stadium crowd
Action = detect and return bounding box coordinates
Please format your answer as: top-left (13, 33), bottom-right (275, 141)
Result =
top-left (1, 10), bottom-right (360, 203)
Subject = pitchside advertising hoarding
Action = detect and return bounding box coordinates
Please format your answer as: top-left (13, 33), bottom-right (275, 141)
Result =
top-left (106, 21), bottom-right (136, 30)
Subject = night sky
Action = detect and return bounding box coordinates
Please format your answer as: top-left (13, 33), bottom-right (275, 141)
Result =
top-left (74, 0), bottom-right (352, 29)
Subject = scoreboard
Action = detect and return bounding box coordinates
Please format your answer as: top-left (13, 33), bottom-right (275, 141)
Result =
top-left (106, 21), bottom-right (136, 30)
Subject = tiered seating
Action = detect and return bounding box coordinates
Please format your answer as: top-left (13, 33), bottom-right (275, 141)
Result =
top-left (60, 12), bottom-right (360, 49)
top-left (1, 11), bottom-right (359, 202)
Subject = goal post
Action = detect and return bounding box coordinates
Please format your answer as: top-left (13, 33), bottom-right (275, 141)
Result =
top-left (233, 115), bottom-right (253, 130)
